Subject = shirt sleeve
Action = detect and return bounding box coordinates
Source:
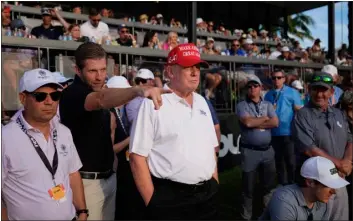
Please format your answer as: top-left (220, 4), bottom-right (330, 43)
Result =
top-left (129, 99), bottom-right (155, 157)
top-left (267, 195), bottom-right (297, 220)
top-left (267, 103), bottom-right (277, 118)
top-left (236, 102), bottom-right (250, 118)
top-left (205, 98), bottom-right (219, 125)
top-left (30, 27), bottom-right (38, 37)
top-left (292, 89), bottom-right (303, 107)
top-left (291, 109), bottom-right (316, 152)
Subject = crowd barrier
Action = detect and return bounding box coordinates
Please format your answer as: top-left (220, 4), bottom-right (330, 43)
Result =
top-left (2, 37), bottom-right (353, 171)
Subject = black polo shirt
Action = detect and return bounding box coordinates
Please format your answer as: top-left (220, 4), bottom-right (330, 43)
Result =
top-left (31, 24), bottom-right (64, 40)
top-left (117, 38), bottom-right (133, 47)
top-left (59, 75), bottom-right (114, 172)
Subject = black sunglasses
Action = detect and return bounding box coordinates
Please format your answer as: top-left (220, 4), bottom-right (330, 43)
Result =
top-left (27, 91), bottom-right (62, 102)
top-left (271, 76), bottom-right (285, 80)
top-left (232, 44), bottom-right (240, 47)
top-left (247, 84), bottom-right (260, 89)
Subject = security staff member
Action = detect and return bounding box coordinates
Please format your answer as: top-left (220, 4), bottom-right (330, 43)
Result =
top-left (292, 72), bottom-right (352, 220)
top-left (237, 74), bottom-right (278, 220)
top-left (264, 69), bottom-right (302, 185)
top-left (59, 42), bottom-right (170, 220)
top-left (259, 156), bottom-right (349, 220)
top-left (129, 43), bottom-right (219, 220)
top-left (2, 69), bottom-right (87, 220)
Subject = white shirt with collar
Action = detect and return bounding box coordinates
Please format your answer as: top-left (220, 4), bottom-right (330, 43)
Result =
top-left (80, 20), bottom-right (109, 40)
top-left (129, 84), bottom-right (218, 184)
top-left (2, 111), bottom-right (82, 220)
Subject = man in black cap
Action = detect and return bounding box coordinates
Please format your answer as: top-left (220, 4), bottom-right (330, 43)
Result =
top-left (31, 7), bottom-right (69, 39)
top-left (292, 72), bottom-right (352, 220)
top-left (116, 24), bottom-right (136, 47)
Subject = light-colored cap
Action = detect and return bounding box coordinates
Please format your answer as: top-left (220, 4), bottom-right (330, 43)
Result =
top-left (300, 156), bottom-right (350, 189)
top-left (321, 64), bottom-right (338, 77)
top-left (196, 18), bottom-right (203, 25)
top-left (247, 74), bottom-right (262, 85)
top-left (19, 68), bottom-right (63, 92)
top-left (291, 80), bottom-right (304, 90)
top-left (207, 37), bottom-right (214, 42)
top-left (260, 29), bottom-right (268, 34)
top-left (282, 46), bottom-right (290, 52)
top-left (244, 38), bottom-right (253, 45)
top-left (136, 68), bottom-right (155, 80)
top-left (106, 76), bottom-right (131, 88)
top-left (52, 72), bottom-right (73, 84)
top-left (234, 29), bottom-right (241, 33)
top-left (156, 14), bottom-right (163, 19)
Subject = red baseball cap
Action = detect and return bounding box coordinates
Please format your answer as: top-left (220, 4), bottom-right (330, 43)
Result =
top-left (2, 6), bottom-right (11, 13)
top-left (166, 43), bottom-right (208, 68)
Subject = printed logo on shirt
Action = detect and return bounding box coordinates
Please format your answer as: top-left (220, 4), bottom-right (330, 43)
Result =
top-left (336, 121), bottom-right (342, 128)
top-left (59, 144), bottom-right (68, 156)
top-left (199, 109), bottom-right (207, 116)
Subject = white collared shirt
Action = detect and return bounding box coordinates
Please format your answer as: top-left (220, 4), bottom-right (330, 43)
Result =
top-left (2, 111), bottom-right (82, 220)
top-left (80, 20), bottom-right (109, 40)
top-left (129, 85), bottom-right (218, 184)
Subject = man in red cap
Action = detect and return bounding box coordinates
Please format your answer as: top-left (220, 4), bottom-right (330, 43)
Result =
top-left (129, 43), bottom-right (219, 219)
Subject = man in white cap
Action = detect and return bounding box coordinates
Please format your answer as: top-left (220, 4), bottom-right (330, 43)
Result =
top-left (321, 64), bottom-right (343, 106)
top-left (236, 38), bottom-right (253, 57)
top-left (291, 80), bottom-right (305, 105)
top-left (259, 156), bottom-right (350, 220)
top-left (277, 46), bottom-right (290, 60)
top-left (125, 68), bottom-right (156, 126)
top-left (2, 68), bottom-right (86, 220)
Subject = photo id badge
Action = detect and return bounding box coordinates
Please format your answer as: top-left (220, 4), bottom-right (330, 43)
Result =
top-left (48, 183), bottom-right (67, 203)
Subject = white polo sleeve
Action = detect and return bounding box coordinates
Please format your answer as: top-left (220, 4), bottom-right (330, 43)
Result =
top-left (129, 98), bottom-right (155, 157)
top-left (66, 129), bottom-right (83, 174)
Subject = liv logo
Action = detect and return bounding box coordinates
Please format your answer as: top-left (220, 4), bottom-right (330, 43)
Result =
top-left (219, 134), bottom-right (241, 157)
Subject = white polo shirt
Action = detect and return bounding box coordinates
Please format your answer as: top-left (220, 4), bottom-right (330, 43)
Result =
top-left (129, 85), bottom-right (218, 184)
top-left (80, 20), bottom-right (109, 40)
top-left (2, 111), bottom-right (82, 220)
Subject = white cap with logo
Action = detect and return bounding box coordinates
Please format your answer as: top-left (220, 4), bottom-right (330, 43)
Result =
top-left (19, 68), bottom-right (63, 93)
top-left (300, 156), bottom-right (350, 189)
top-left (291, 80), bottom-right (304, 90)
top-left (52, 72), bottom-right (73, 84)
top-left (321, 64), bottom-right (338, 77)
top-left (136, 69), bottom-right (155, 80)
top-left (106, 76), bottom-right (131, 89)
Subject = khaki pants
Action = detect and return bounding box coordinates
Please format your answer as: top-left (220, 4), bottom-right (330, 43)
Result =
top-left (82, 174), bottom-right (117, 220)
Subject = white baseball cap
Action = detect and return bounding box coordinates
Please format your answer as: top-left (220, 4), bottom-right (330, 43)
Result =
top-left (244, 38), bottom-right (253, 45)
top-left (106, 76), bottom-right (131, 88)
top-left (19, 68), bottom-right (63, 93)
top-left (247, 74), bottom-right (262, 85)
top-left (300, 156), bottom-right (350, 189)
top-left (52, 72), bottom-right (73, 84)
top-left (282, 46), bottom-right (290, 52)
top-left (136, 69), bottom-right (155, 80)
top-left (291, 80), bottom-right (304, 90)
top-left (196, 18), bottom-right (203, 25)
top-left (321, 64), bottom-right (338, 77)
top-left (207, 37), bottom-right (215, 42)
top-left (156, 14), bottom-right (163, 19)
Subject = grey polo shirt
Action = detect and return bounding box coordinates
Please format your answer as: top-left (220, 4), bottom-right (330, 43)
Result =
top-left (237, 98), bottom-right (277, 147)
top-left (259, 184), bottom-right (330, 220)
top-left (292, 103), bottom-right (352, 165)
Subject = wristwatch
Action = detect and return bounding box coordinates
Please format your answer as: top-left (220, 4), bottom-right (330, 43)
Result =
top-left (76, 209), bottom-right (89, 217)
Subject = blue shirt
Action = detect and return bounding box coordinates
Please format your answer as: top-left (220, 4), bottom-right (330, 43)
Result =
top-left (236, 49), bottom-right (247, 56)
top-left (204, 98), bottom-right (219, 125)
top-left (264, 85), bottom-right (302, 136)
top-left (236, 98), bottom-right (277, 146)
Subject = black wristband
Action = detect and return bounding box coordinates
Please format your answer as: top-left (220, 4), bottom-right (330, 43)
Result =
top-left (76, 209), bottom-right (89, 217)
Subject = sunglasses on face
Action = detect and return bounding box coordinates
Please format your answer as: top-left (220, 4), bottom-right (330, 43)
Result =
top-left (312, 76), bottom-right (333, 84)
top-left (120, 30), bottom-right (129, 34)
top-left (271, 76), bottom-right (284, 80)
top-left (232, 44), bottom-right (240, 47)
top-left (26, 91), bottom-right (61, 102)
top-left (247, 84), bottom-right (260, 89)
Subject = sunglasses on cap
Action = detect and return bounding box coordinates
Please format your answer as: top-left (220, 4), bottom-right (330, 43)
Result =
top-left (312, 75), bottom-right (333, 84)
top-left (271, 76), bottom-right (285, 80)
top-left (26, 91), bottom-right (62, 102)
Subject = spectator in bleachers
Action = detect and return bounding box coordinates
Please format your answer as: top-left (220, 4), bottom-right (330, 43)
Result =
top-left (68, 24), bottom-right (90, 43)
top-left (80, 8), bottom-right (109, 42)
top-left (224, 40), bottom-right (241, 56)
top-left (72, 6), bottom-right (81, 14)
top-left (207, 21), bottom-right (215, 33)
top-left (288, 51), bottom-right (298, 62)
top-left (276, 46), bottom-right (290, 61)
top-left (259, 29), bottom-right (269, 41)
top-left (202, 38), bottom-right (220, 55)
top-left (10, 19), bottom-right (27, 37)
top-left (269, 43), bottom-right (282, 59)
top-left (337, 49), bottom-right (352, 66)
top-left (237, 38), bottom-right (253, 57)
top-left (234, 29), bottom-right (242, 39)
top-left (310, 38), bottom-right (324, 63)
top-left (170, 18), bottom-right (177, 28)
top-left (1, 5), bottom-right (11, 31)
top-left (30, 7), bottom-right (69, 40)
top-left (271, 32), bottom-right (281, 42)
top-left (142, 31), bottom-right (162, 49)
top-left (156, 14), bottom-right (164, 25)
top-left (293, 40), bottom-right (302, 54)
top-left (101, 8), bottom-right (109, 18)
top-left (196, 18), bottom-right (205, 32)
top-left (150, 16), bottom-right (157, 25)
top-left (116, 24), bottom-right (136, 47)
top-left (247, 28), bottom-right (258, 39)
top-left (321, 64), bottom-right (343, 106)
top-left (216, 23), bottom-right (231, 36)
top-left (139, 14), bottom-right (149, 24)
top-left (162, 31), bottom-right (178, 51)
top-left (175, 21), bottom-right (183, 29)
top-left (108, 9), bottom-right (114, 18)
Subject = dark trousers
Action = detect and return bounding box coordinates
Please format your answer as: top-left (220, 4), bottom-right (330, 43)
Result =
top-left (271, 136), bottom-right (296, 185)
top-left (146, 176), bottom-right (219, 220)
top-left (241, 147), bottom-right (276, 220)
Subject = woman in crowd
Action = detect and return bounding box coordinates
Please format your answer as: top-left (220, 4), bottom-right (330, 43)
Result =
top-left (142, 31), bottom-right (162, 49)
top-left (162, 31), bottom-right (178, 51)
top-left (68, 24), bottom-right (90, 42)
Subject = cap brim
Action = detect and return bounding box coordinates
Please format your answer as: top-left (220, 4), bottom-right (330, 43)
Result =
top-left (295, 86), bottom-right (304, 90)
top-left (26, 81), bottom-right (63, 92)
top-left (178, 59), bottom-right (209, 68)
top-left (247, 80), bottom-right (262, 85)
top-left (310, 82), bottom-right (332, 89)
top-left (320, 177), bottom-right (350, 189)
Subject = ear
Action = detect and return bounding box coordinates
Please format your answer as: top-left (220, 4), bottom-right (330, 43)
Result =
top-left (19, 93), bottom-right (26, 106)
top-left (165, 66), bottom-right (174, 79)
top-left (75, 65), bottom-right (82, 77)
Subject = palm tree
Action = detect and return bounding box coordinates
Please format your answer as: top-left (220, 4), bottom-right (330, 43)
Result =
top-left (271, 13), bottom-right (316, 42)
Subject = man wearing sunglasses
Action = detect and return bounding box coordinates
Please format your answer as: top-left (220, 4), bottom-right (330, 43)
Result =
top-left (59, 42), bottom-right (171, 220)
top-left (292, 72), bottom-right (352, 220)
top-left (264, 70), bottom-right (302, 187)
top-left (116, 24), bottom-right (136, 47)
top-left (236, 74), bottom-right (278, 220)
top-left (80, 8), bottom-right (109, 42)
top-left (2, 68), bottom-right (87, 220)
